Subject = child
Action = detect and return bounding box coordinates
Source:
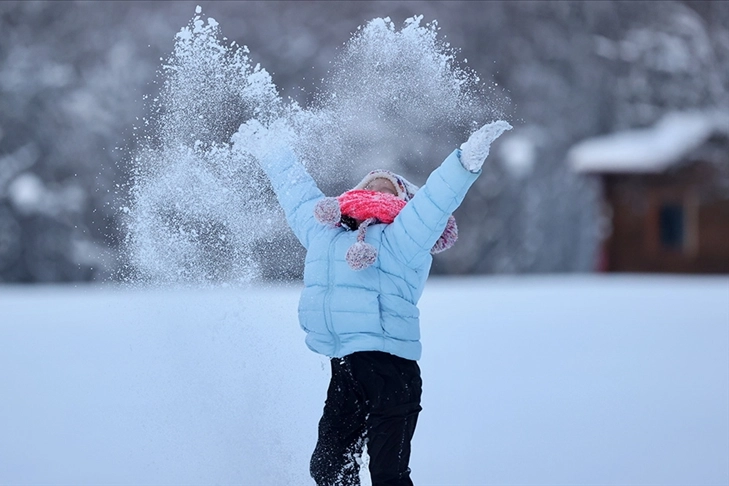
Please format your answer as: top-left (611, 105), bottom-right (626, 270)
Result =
top-left (235, 119), bottom-right (512, 486)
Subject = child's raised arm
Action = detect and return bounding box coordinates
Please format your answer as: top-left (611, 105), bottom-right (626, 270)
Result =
top-left (385, 120), bottom-right (512, 267)
top-left (233, 119), bottom-right (326, 249)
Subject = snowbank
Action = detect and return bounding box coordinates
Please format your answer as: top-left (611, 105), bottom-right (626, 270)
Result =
top-left (1, 275), bottom-right (727, 485)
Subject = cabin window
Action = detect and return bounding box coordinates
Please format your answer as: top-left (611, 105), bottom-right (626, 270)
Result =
top-left (658, 203), bottom-right (684, 250)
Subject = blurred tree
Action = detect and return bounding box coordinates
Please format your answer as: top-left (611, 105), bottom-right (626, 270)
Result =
top-left (0, 0), bottom-right (726, 282)
top-left (0, 1), bottom-right (175, 281)
top-left (433, 0), bottom-right (728, 275)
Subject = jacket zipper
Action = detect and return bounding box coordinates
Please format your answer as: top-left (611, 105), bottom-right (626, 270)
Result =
top-left (324, 232), bottom-right (341, 355)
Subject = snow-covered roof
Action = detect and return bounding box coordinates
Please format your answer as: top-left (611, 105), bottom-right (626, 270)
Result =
top-left (568, 110), bottom-right (729, 174)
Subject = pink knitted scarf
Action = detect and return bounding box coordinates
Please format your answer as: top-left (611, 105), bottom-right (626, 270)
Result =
top-left (337, 190), bottom-right (407, 224)
top-left (313, 188), bottom-right (458, 270)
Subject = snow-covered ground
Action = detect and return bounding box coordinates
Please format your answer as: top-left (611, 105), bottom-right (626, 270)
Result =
top-left (1, 275), bottom-right (727, 486)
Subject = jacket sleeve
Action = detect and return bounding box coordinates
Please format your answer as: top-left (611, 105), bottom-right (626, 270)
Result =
top-left (257, 146), bottom-right (326, 250)
top-left (384, 149), bottom-right (479, 268)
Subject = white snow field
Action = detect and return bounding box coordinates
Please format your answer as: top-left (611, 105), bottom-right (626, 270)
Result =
top-left (1, 275), bottom-right (727, 486)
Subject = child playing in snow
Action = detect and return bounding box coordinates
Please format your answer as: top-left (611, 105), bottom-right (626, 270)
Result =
top-left (236, 119), bottom-right (511, 486)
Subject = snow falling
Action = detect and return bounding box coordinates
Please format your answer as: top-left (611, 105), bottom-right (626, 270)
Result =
top-left (124, 7), bottom-right (503, 284)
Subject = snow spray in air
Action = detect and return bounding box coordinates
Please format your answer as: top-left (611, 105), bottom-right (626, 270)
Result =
top-left (290, 15), bottom-right (499, 181)
top-left (124, 7), bottom-right (504, 285)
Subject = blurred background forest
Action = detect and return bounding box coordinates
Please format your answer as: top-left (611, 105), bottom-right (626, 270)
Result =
top-left (0, 0), bottom-right (727, 283)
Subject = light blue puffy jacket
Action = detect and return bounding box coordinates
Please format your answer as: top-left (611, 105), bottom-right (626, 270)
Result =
top-left (259, 146), bottom-right (480, 361)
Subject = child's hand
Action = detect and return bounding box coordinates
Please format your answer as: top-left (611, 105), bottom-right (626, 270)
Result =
top-left (232, 118), bottom-right (293, 161)
top-left (233, 119), bottom-right (269, 159)
top-left (459, 120), bottom-right (513, 173)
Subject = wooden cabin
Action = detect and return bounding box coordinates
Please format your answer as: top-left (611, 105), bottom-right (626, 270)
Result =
top-left (569, 111), bottom-right (729, 274)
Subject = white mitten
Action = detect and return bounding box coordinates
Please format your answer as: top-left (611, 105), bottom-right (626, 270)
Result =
top-left (233, 119), bottom-right (268, 159)
top-left (459, 120), bottom-right (513, 173)
top-left (232, 118), bottom-right (293, 162)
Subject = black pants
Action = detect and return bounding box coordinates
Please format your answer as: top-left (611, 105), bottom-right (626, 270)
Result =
top-left (310, 351), bottom-right (422, 486)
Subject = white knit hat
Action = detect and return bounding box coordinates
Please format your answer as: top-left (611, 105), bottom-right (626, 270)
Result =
top-left (352, 169), bottom-right (419, 201)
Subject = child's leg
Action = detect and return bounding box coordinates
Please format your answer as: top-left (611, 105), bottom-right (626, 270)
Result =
top-left (310, 358), bottom-right (367, 486)
top-left (349, 352), bottom-right (422, 486)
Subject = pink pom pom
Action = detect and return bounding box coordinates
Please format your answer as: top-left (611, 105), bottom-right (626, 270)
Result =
top-left (346, 241), bottom-right (377, 270)
top-left (431, 215), bottom-right (458, 254)
top-left (314, 197), bottom-right (341, 226)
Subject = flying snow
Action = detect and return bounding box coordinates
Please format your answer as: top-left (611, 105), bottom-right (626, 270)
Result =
top-left (124, 8), bottom-right (505, 284)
